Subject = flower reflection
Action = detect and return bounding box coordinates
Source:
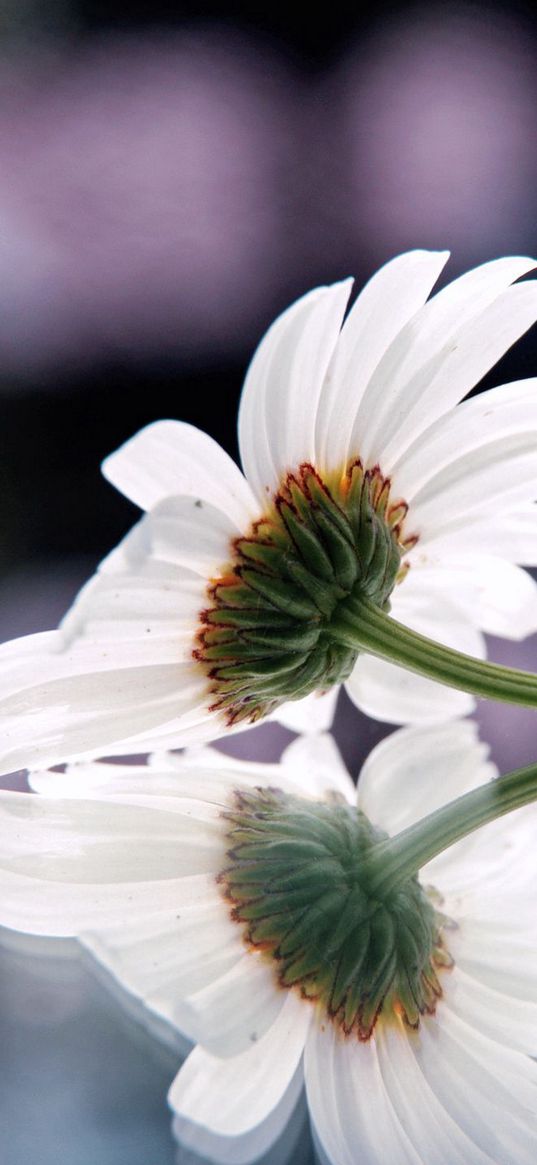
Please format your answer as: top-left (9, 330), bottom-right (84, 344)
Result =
top-left (0, 726), bottom-right (535, 1164)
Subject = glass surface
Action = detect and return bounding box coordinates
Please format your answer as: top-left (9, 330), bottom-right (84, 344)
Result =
top-left (0, 934), bottom-right (180, 1165)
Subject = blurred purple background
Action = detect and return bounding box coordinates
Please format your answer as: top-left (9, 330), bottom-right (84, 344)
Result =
top-left (1, 2), bottom-right (537, 1162)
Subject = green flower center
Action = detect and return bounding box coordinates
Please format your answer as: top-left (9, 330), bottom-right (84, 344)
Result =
top-left (195, 460), bottom-right (415, 725)
top-left (219, 786), bottom-right (453, 1039)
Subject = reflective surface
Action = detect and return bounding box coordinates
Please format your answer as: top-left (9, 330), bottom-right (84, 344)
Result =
top-left (0, 934), bottom-right (181, 1165)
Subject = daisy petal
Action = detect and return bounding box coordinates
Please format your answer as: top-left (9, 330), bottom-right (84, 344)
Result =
top-left (448, 919), bottom-right (537, 1002)
top-left (356, 720), bottom-right (495, 831)
top-left (354, 259), bottom-right (537, 469)
top-left (0, 787), bottom-right (228, 943)
top-left (430, 807), bottom-right (537, 900)
top-left (238, 281), bottom-right (353, 504)
top-left (84, 898), bottom-right (247, 1019)
top-left (375, 1021), bottom-right (503, 1165)
top-left (407, 431), bottom-right (537, 535)
top-left (171, 1065), bottom-right (306, 1165)
top-left (150, 748), bottom-right (337, 803)
top-left (0, 496), bottom-right (243, 774)
top-left (305, 1022), bottom-right (420, 1165)
top-left (392, 377), bottom-right (537, 503)
top-left (430, 556), bottom-right (537, 639)
top-left (0, 790), bottom-right (221, 883)
top-left (177, 952), bottom-right (286, 1058)
top-left (169, 992), bottom-right (310, 1136)
top-left (30, 754), bottom-right (278, 805)
top-left (408, 1009), bottom-right (537, 1163)
top-left (445, 968), bottom-right (537, 1055)
top-left (372, 1020), bottom-right (498, 1165)
top-left (135, 494), bottom-right (243, 576)
top-left (29, 761), bottom-right (211, 800)
top-left (272, 687), bottom-right (339, 735)
top-left (345, 575), bottom-right (487, 724)
top-left (280, 733), bottom-right (356, 802)
top-left (0, 660), bottom-right (209, 776)
top-left (416, 504), bottom-right (537, 564)
top-left (346, 654), bottom-right (475, 724)
top-left (159, 735), bottom-right (354, 805)
top-left (103, 420), bottom-right (258, 528)
top-left (0, 869), bottom-right (215, 937)
top-left (314, 249), bottom-right (450, 472)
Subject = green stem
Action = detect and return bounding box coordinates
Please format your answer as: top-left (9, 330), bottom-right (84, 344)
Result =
top-left (366, 762), bottom-right (537, 898)
top-left (330, 593), bottom-right (537, 708)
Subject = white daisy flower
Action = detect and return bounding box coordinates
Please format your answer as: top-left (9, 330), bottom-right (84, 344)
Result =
top-left (0, 724), bottom-right (536, 1164)
top-left (2, 250), bottom-right (537, 774)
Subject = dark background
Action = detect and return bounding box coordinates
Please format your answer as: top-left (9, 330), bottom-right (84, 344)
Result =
top-left (1, 2), bottom-right (537, 1163)
top-left (2, 0), bottom-right (537, 588)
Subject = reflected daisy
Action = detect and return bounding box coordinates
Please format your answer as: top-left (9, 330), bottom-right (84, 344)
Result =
top-left (0, 724), bottom-right (536, 1163)
top-left (2, 251), bottom-right (537, 773)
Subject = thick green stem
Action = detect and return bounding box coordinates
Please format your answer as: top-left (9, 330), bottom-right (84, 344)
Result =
top-left (366, 762), bottom-right (537, 898)
top-left (330, 593), bottom-right (537, 708)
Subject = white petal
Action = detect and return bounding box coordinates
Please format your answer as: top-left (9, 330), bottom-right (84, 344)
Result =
top-left (151, 747), bottom-right (331, 803)
top-left (399, 546), bottom-right (537, 637)
top-left (416, 504), bottom-right (537, 564)
top-left (172, 1065), bottom-right (307, 1165)
top-left (377, 1023), bottom-right (497, 1165)
top-left (272, 687), bottom-right (339, 735)
top-left (169, 992), bottom-right (310, 1136)
top-left (0, 787), bottom-right (230, 944)
top-left (314, 250), bottom-right (450, 473)
top-left (430, 806), bottom-right (537, 901)
top-left (0, 658), bottom-right (213, 776)
top-left (407, 1008), bottom-right (537, 1162)
top-left (392, 377), bottom-right (537, 502)
top-left (448, 919), bottom-right (537, 1002)
top-left (238, 281), bottom-right (352, 504)
top-left (29, 760), bottom-right (204, 799)
top-left (356, 720), bottom-right (495, 832)
top-left (354, 260), bottom-right (537, 470)
top-left (31, 755), bottom-right (249, 806)
top-left (374, 1020), bottom-right (505, 1165)
top-left (32, 740), bottom-right (354, 825)
top-left (163, 733), bottom-right (355, 805)
top-left (407, 432), bottom-right (537, 536)
top-left (100, 713), bottom-right (249, 757)
top-left (137, 494), bottom-right (243, 576)
top-left (306, 1021), bottom-right (420, 1165)
top-left (346, 654), bottom-right (475, 725)
top-left (345, 577), bottom-right (487, 724)
top-left (391, 559), bottom-right (479, 623)
top-left (0, 863), bottom-right (215, 937)
top-left (102, 420), bottom-right (258, 528)
top-left (445, 967), bottom-right (537, 1056)
top-left (63, 492), bottom-right (236, 637)
top-left (176, 951), bottom-right (285, 1057)
top-left (84, 897), bottom-right (247, 1017)
top-left (0, 628), bottom-right (63, 699)
top-left (280, 733), bottom-right (356, 802)
top-left (418, 556), bottom-right (537, 639)
top-left (0, 497), bottom-right (240, 774)
top-left (0, 790), bottom-right (221, 883)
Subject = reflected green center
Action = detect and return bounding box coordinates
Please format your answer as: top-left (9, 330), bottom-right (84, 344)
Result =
top-left (219, 786), bottom-right (452, 1038)
top-left (196, 460), bottom-right (413, 725)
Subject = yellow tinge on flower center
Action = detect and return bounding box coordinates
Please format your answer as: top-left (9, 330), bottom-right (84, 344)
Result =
top-left (195, 460), bottom-right (416, 725)
top-left (219, 787), bottom-right (453, 1039)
